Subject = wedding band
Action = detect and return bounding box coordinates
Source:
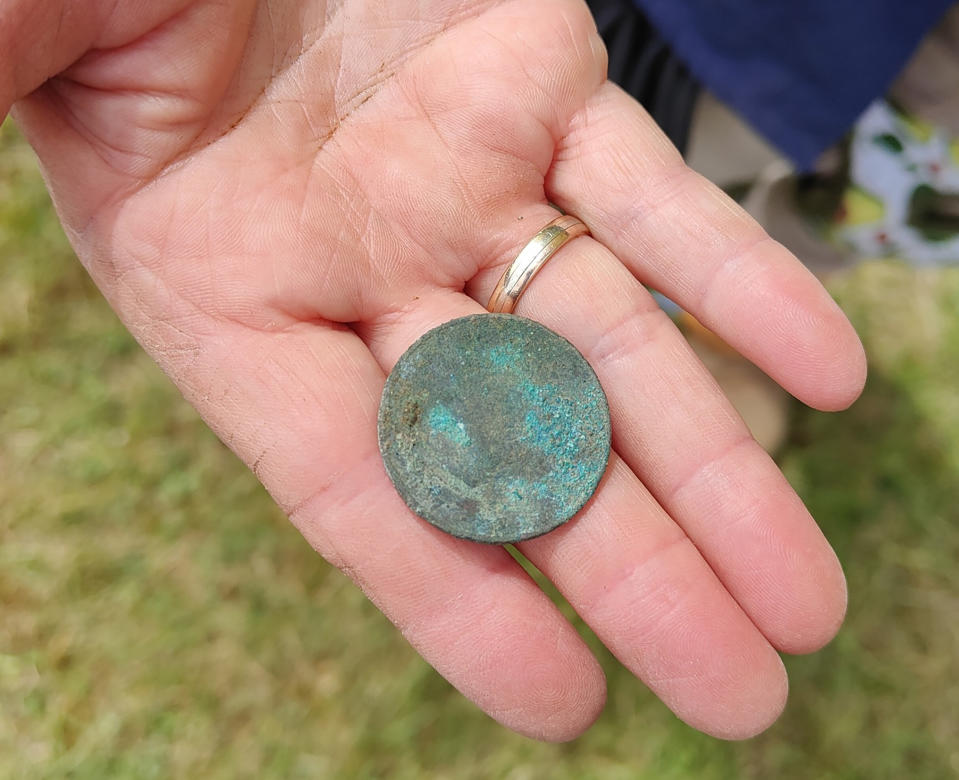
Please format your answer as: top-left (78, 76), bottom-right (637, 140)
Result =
top-left (486, 214), bottom-right (590, 313)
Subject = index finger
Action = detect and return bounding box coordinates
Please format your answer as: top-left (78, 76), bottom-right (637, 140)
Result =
top-left (548, 82), bottom-right (867, 411)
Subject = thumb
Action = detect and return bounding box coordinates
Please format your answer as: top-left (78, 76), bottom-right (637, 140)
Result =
top-left (0, 0), bottom-right (198, 120)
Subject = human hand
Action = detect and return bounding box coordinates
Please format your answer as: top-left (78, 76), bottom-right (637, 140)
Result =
top-left (5, 0), bottom-right (866, 740)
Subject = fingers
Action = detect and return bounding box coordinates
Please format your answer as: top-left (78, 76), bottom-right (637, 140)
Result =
top-left (1, 0), bottom-right (184, 117)
top-left (465, 208), bottom-right (848, 656)
top-left (359, 285), bottom-right (790, 739)
top-left (547, 82), bottom-right (866, 412)
top-left (12, 0), bottom-right (259, 201)
top-left (80, 289), bottom-right (605, 740)
top-left (520, 455), bottom-right (788, 740)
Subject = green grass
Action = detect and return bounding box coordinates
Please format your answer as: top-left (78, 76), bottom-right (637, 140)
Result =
top-left (2, 119), bottom-right (958, 778)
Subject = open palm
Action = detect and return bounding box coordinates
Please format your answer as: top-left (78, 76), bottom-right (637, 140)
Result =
top-left (8, 0), bottom-right (866, 740)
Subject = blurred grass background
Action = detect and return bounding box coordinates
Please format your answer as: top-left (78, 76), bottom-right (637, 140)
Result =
top-left (1, 117), bottom-right (958, 779)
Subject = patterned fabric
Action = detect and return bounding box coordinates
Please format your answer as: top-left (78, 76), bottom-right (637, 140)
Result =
top-left (832, 99), bottom-right (959, 264)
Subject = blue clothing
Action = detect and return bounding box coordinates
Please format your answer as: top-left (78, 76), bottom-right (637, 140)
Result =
top-left (633, 0), bottom-right (955, 170)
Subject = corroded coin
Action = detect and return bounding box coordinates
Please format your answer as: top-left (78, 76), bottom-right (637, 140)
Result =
top-left (377, 314), bottom-right (611, 544)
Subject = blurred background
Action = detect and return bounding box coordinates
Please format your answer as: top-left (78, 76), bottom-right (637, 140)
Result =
top-left (3, 8), bottom-right (959, 779)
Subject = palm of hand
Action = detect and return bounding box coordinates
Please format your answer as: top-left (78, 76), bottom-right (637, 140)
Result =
top-left (13, 0), bottom-right (865, 740)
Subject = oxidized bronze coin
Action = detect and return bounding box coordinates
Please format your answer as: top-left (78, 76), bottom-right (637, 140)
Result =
top-left (377, 314), bottom-right (611, 544)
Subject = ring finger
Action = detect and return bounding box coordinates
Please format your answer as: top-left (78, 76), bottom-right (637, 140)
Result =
top-left (358, 256), bottom-right (789, 739)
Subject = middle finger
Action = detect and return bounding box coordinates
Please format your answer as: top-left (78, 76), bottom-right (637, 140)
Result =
top-left (358, 270), bottom-right (788, 739)
top-left (466, 211), bottom-right (848, 657)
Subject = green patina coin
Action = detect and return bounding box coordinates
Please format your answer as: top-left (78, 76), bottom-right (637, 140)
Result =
top-left (377, 314), bottom-right (611, 544)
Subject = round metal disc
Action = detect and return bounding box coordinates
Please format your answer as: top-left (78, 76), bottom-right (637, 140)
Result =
top-left (377, 313), bottom-right (611, 544)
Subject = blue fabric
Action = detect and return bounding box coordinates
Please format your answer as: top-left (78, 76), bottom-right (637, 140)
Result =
top-left (632, 0), bottom-right (954, 170)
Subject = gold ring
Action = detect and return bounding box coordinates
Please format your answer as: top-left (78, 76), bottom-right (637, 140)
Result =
top-left (487, 214), bottom-right (590, 313)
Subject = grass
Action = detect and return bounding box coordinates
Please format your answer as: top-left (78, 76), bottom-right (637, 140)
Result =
top-left (2, 118), bottom-right (958, 779)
